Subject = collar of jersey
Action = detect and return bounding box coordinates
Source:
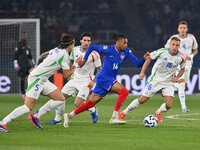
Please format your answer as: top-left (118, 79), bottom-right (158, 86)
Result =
top-left (114, 46), bottom-right (120, 53)
top-left (168, 48), bottom-right (179, 56)
top-left (178, 33), bottom-right (188, 39)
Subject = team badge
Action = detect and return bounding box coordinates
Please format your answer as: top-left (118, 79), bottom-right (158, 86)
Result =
top-left (103, 45), bottom-right (108, 49)
top-left (120, 54), bottom-right (125, 60)
top-left (28, 45), bottom-right (31, 49)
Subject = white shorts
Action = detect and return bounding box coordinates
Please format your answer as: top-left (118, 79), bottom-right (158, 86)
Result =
top-left (143, 80), bottom-right (174, 97)
top-left (177, 60), bottom-right (192, 82)
top-left (25, 76), bottom-right (57, 99)
top-left (61, 79), bottom-right (90, 100)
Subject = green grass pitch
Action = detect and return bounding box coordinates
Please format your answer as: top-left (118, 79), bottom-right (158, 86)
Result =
top-left (0, 94), bottom-right (200, 150)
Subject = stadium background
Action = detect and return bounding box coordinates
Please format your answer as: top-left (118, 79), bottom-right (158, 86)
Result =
top-left (0, 0), bottom-right (200, 94)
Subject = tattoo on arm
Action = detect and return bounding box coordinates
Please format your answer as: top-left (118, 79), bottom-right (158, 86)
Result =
top-left (36, 51), bottom-right (49, 66)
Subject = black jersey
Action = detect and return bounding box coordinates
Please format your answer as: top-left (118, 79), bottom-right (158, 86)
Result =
top-left (14, 40), bottom-right (33, 76)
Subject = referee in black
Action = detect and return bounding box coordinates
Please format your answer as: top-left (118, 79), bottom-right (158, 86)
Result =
top-left (14, 32), bottom-right (35, 99)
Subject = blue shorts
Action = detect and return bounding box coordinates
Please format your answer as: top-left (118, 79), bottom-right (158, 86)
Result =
top-left (92, 76), bottom-right (117, 97)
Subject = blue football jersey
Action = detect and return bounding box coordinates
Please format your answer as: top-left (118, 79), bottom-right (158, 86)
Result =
top-left (84, 45), bottom-right (145, 79)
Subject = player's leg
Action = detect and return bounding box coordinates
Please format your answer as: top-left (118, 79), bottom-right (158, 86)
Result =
top-left (63, 94), bottom-right (102, 128)
top-left (119, 81), bottom-right (156, 120)
top-left (156, 85), bottom-right (174, 122)
top-left (29, 81), bottom-right (66, 129)
top-left (46, 93), bottom-right (70, 125)
top-left (181, 64), bottom-right (191, 112)
top-left (47, 80), bottom-right (76, 125)
top-left (118, 95), bottom-right (150, 120)
top-left (19, 73), bottom-right (26, 99)
top-left (0, 96), bottom-right (36, 132)
top-left (76, 83), bottom-right (98, 123)
top-left (176, 79), bottom-right (188, 112)
top-left (110, 82), bottom-right (129, 120)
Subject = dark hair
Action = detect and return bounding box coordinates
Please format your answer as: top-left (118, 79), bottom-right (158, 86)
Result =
top-left (80, 32), bottom-right (92, 40)
top-left (113, 33), bottom-right (127, 41)
top-left (178, 20), bottom-right (188, 27)
top-left (58, 33), bottom-right (75, 49)
top-left (171, 37), bottom-right (181, 42)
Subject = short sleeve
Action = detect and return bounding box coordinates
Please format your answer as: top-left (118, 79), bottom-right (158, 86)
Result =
top-left (150, 48), bottom-right (165, 60)
top-left (92, 51), bottom-right (101, 67)
top-left (59, 53), bottom-right (70, 70)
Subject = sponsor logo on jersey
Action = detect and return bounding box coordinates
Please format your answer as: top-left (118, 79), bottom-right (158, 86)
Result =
top-left (164, 57), bottom-right (168, 60)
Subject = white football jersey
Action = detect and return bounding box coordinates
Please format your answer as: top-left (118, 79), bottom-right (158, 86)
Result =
top-left (70, 46), bottom-right (101, 82)
top-left (150, 48), bottom-right (186, 85)
top-left (165, 34), bottom-right (198, 56)
top-left (30, 48), bottom-right (70, 79)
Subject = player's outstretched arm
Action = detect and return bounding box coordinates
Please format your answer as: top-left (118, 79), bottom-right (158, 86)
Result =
top-left (139, 57), bottom-right (152, 80)
top-left (36, 51), bottom-right (49, 66)
top-left (171, 68), bottom-right (185, 82)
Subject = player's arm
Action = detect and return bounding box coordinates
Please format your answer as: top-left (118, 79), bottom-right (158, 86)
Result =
top-left (127, 50), bottom-right (149, 68)
top-left (27, 46), bottom-right (35, 67)
top-left (36, 51), bottom-right (49, 66)
top-left (62, 68), bottom-right (74, 79)
top-left (13, 44), bottom-right (21, 71)
top-left (88, 66), bottom-right (102, 89)
top-left (77, 45), bottom-right (109, 67)
top-left (186, 49), bottom-right (198, 60)
top-left (171, 68), bottom-right (185, 82)
top-left (139, 57), bottom-right (152, 80)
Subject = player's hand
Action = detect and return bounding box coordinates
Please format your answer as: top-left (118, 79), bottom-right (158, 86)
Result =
top-left (185, 56), bottom-right (191, 60)
top-left (88, 81), bottom-right (95, 89)
top-left (144, 52), bottom-right (150, 60)
top-left (15, 66), bottom-right (21, 71)
top-left (171, 77), bottom-right (178, 83)
top-left (139, 72), bottom-right (145, 80)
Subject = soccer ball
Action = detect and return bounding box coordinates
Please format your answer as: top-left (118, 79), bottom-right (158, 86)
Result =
top-left (143, 115), bottom-right (158, 128)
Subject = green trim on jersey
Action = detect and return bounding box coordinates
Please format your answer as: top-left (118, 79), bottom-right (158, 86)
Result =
top-left (35, 71), bottom-right (49, 77)
top-left (58, 54), bottom-right (65, 64)
top-left (71, 73), bottom-right (74, 79)
top-left (146, 69), bottom-right (157, 86)
top-left (157, 48), bottom-right (168, 52)
top-left (44, 61), bottom-right (57, 67)
top-left (156, 52), bottom-right (164, 59)
top-left (25, 78), bottom-right (40, 93)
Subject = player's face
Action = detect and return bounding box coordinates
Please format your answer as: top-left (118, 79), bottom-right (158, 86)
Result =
top-left (169, 40), bottom-right (180, 55)
top-left (21, 33), bottom-right (27, 41)
top-left (117, 38), bottom-right (128, 50)
top-left (178, 24), bottom-right (188, 36)
top-left (80, 36), bottom-right (91, 50)
top-left (68, 42), bottom-right (75, 52)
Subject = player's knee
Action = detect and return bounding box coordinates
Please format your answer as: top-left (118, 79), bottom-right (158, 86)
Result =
top-left (119, 87), bottom-right (129, 98)
top-left (165, 103), bottom-right (172, 109)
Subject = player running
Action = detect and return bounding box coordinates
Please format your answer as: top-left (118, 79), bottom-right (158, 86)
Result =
top-left (63, 33), bottom-right (150, 128)
top-left (0, 34), bottom-right (75, 132)
top-left (165, 21), bottom-right (198, 112)
top-left (42, 33), bottom-right (101, 125)
top-left (118, 37), bottom-right (186, 123)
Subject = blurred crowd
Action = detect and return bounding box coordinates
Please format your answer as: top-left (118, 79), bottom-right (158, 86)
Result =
top-left (135, 0), bottom-right (200, 48)
top-left (0, 0), bottom-right (122, 51)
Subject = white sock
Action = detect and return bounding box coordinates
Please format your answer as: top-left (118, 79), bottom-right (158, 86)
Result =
top-left (2, 105), bottom-right (30, 124)
top-left (54, 102), bottom-right (65, 121)
top-left (111, 111), bottom-right (118, 118)
top-left (69, 111), bottom-right (75, 117)
top-left (178, 82), bottom-right (186, 110)
top-left (157, 103), bottom-right (167, 114)
top-left (88, 107), bottom-right (95, 113)
top-left (123, 99), bottom-right (139, 115)
top-left (34, 100), bottom-right (65, 118)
